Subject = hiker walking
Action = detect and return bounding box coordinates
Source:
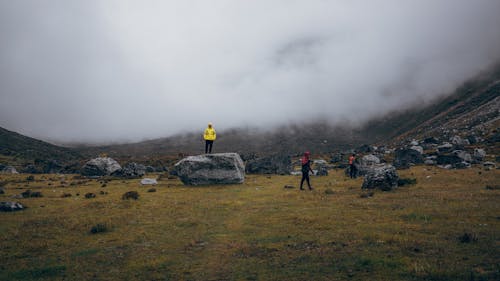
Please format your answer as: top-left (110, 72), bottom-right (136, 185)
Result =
top-left (203, 122), bottom-right (216, 154)
top-left (300, 151), bottom-right (314, 190)
top-left (348, 153), bottom-right (357, 179)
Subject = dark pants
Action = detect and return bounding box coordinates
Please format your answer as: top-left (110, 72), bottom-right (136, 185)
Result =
top-left (205, 140), bottom-right (213, 154)
top-left (300, 170), bottom-right (311, 189)
top-left (349, 164), bottom-right (356, 178)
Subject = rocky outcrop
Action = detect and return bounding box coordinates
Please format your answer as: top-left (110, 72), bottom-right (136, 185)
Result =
top-left (171, 153), bottom-right (245, 185)
top-left (362, 164), bottom-right (399, 191)
top-left (245, 154), bottom-right (291, 175)
top-left (81, 157), bottom-right (122, 177)
top-left (140, 178), bottom-right (158, 185)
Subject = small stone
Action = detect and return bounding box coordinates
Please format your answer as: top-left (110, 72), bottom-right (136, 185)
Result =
top-left (0, 201), bottom-right (25, 212)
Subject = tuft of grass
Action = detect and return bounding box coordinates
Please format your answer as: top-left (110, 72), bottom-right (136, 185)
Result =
top-left (122, 191), bottom-right (139, 200)
top-left (459, 232), bottom-right (478, 243)
top-left (7, 265), bottom-right (66, 280)
top-left (401, 213), bottom-right (432, 222)
top-left (90, 223), bottom-right (109, 234)
top-left (324, 188), bottom-right (335, 195)
top-left (397, 177), bottom-right (417, 186)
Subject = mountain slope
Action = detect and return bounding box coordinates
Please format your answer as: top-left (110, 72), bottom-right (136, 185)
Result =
top-left (0, 126), bottom-right (82, 163)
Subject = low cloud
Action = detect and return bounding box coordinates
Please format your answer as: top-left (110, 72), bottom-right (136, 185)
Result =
top-left (1, 0), bottom-right (500, 143)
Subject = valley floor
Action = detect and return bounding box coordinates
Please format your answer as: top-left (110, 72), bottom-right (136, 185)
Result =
top-left (0, 166), bottom-right (499, 280)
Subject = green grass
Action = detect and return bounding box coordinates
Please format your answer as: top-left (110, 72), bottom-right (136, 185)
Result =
top-left (0, 166), bottom-right (499, 280)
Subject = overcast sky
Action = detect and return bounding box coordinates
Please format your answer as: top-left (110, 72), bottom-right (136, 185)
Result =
top-left (1, 0), bottom-right (500, 143)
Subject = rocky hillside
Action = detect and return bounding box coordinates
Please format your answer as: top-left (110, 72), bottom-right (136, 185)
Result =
top-left (0, 127), bottom-right (83, 173)
top-left (362, 64), bottom-right (500, 147)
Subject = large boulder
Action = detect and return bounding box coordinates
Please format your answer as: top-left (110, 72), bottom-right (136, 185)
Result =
top-left (245, 154), bottom-right (292, 175)
top-left (114, 162), bottom-right (146, 178)
top-left (362, 164), bottom-right (399, 191)
top-left (171, 153), bottom-right (245, 185)
top-left (393, 148), bottom-right (423, 169)
top-left (81, 157), bottom-right (122, 177)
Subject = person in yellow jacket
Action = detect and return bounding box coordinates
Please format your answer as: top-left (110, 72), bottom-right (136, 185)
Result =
top-left (203, 122), bottom-right (216, 154)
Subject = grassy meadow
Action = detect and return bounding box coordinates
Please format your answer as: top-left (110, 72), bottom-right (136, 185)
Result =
top-left (0, 166), bottom-right (499, 280)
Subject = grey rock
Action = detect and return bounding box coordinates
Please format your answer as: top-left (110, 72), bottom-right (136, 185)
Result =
top-left (410, 140), bottom-right (419, 146)
top-left (172, 153), bottom-right (245, 185)
top-left (140, 178), bottom-right (158, 185)
top-left (424, 160), bottom-right (436, 165)
top-left (453, 150), bottom-right (472, 163)
top-left (483, 161), bottom-right (496, 168)
top-left (0, 165), bottom-right (18, 174)
top-left (82, 157), bottom-right (122, 176)
top-left (450, 135), bottom-right (470, 146)
top-left (423, 137), bottom-right (439, 144)
top-left (393, 148), bottom-right (423, 169)
top-left (410, 146), bottom-right (424, 154)
top-left (0, 201), bottom-right (25, 212)
top-left (436, 154), bottom-right (462, 165)
top-left (362, 164), bottom-right (399, 191)
top-left (454, 161), bottom-right (471, 169)
top-left (473, 148), bottom-right (486, 162)
top-left (246, 154), bottom-right (292, 175)
top-left (361, 154), bottom-right (380, 166)
top-left (0, 188), bottom-right (4, 194)
top-left (437, 143), bottom-right (454, 153)
top-left (114, 162), bottom-right (146, 178)
top-left (315, 164), bottom-right (329, 176)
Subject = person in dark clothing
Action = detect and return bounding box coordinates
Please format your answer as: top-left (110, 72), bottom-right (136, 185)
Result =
top-left (348, 153), bottom-right (357, 179)
top-left (300, 151), bottom-right (314, 190)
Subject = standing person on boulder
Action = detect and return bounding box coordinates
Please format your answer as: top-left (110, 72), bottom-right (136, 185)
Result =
top-left (203, 122), bottom-right (216, 154)
top-left (348, 153), bottom-right (357, 179)
top-left (300, 151), bottom-right (314, 190)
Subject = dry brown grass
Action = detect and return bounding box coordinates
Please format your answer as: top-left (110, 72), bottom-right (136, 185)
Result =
top-left (0, 166), bottom-right (499, 280)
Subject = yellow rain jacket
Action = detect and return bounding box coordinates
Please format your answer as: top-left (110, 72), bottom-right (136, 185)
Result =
top-left (204, 127), bottom-right (216, 141)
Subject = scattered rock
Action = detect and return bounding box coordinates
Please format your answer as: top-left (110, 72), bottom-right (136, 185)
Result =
top-left (147, 188), bottom-right (156, 192)
top-left (81, 157), bottom-right (121, 177)
top-left (140, 178), bottom-right (158, 185)
top-left (60, 193), bottom-right (72, 198)
top-left (473, 148), bottom-right (486, 162)
top-left (397, 178), bottom-right (417, 186)
top-left (453, 150), bottom-right (472, 163)
top-left (315, 164), bottom-right (329, 176)
top-left (451, 135), bottom-right (470, 146)
top-left (0, 201), bottom-right (25, 212)
top-left (245, 154), bottom-right (292, 175)
top-left (483, 161), bottom-right (496, 169)
top-left (85, 193), bottom-right (96, 199)
top-left (362, 164), bottom-right (399, 191)
top-left (393, 148), bottom-right (423, 169)
top-left (172, 153), bottom-right (245, 185)
top-left (122, 191), bottom-right (139, 200)
top-left (0, 188), bottom-right (4, 194)
top-left (361, 154), bottom-right (380, 166)
top-left (113, 162), bottom-right (146, 178)
top-left (0, 165), bottom-right (18, 174)
top-left (284, 185), bottom-right (295, 189)
top-left (21, 190), bottom-right (42, 198)
top-left (437, 143), bottom-right (454, 153)
top-left (410, 145), bottom-right (424, 154)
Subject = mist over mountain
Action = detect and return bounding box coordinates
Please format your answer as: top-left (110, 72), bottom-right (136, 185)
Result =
top-left (1, 1), bottom-right (500, 143)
